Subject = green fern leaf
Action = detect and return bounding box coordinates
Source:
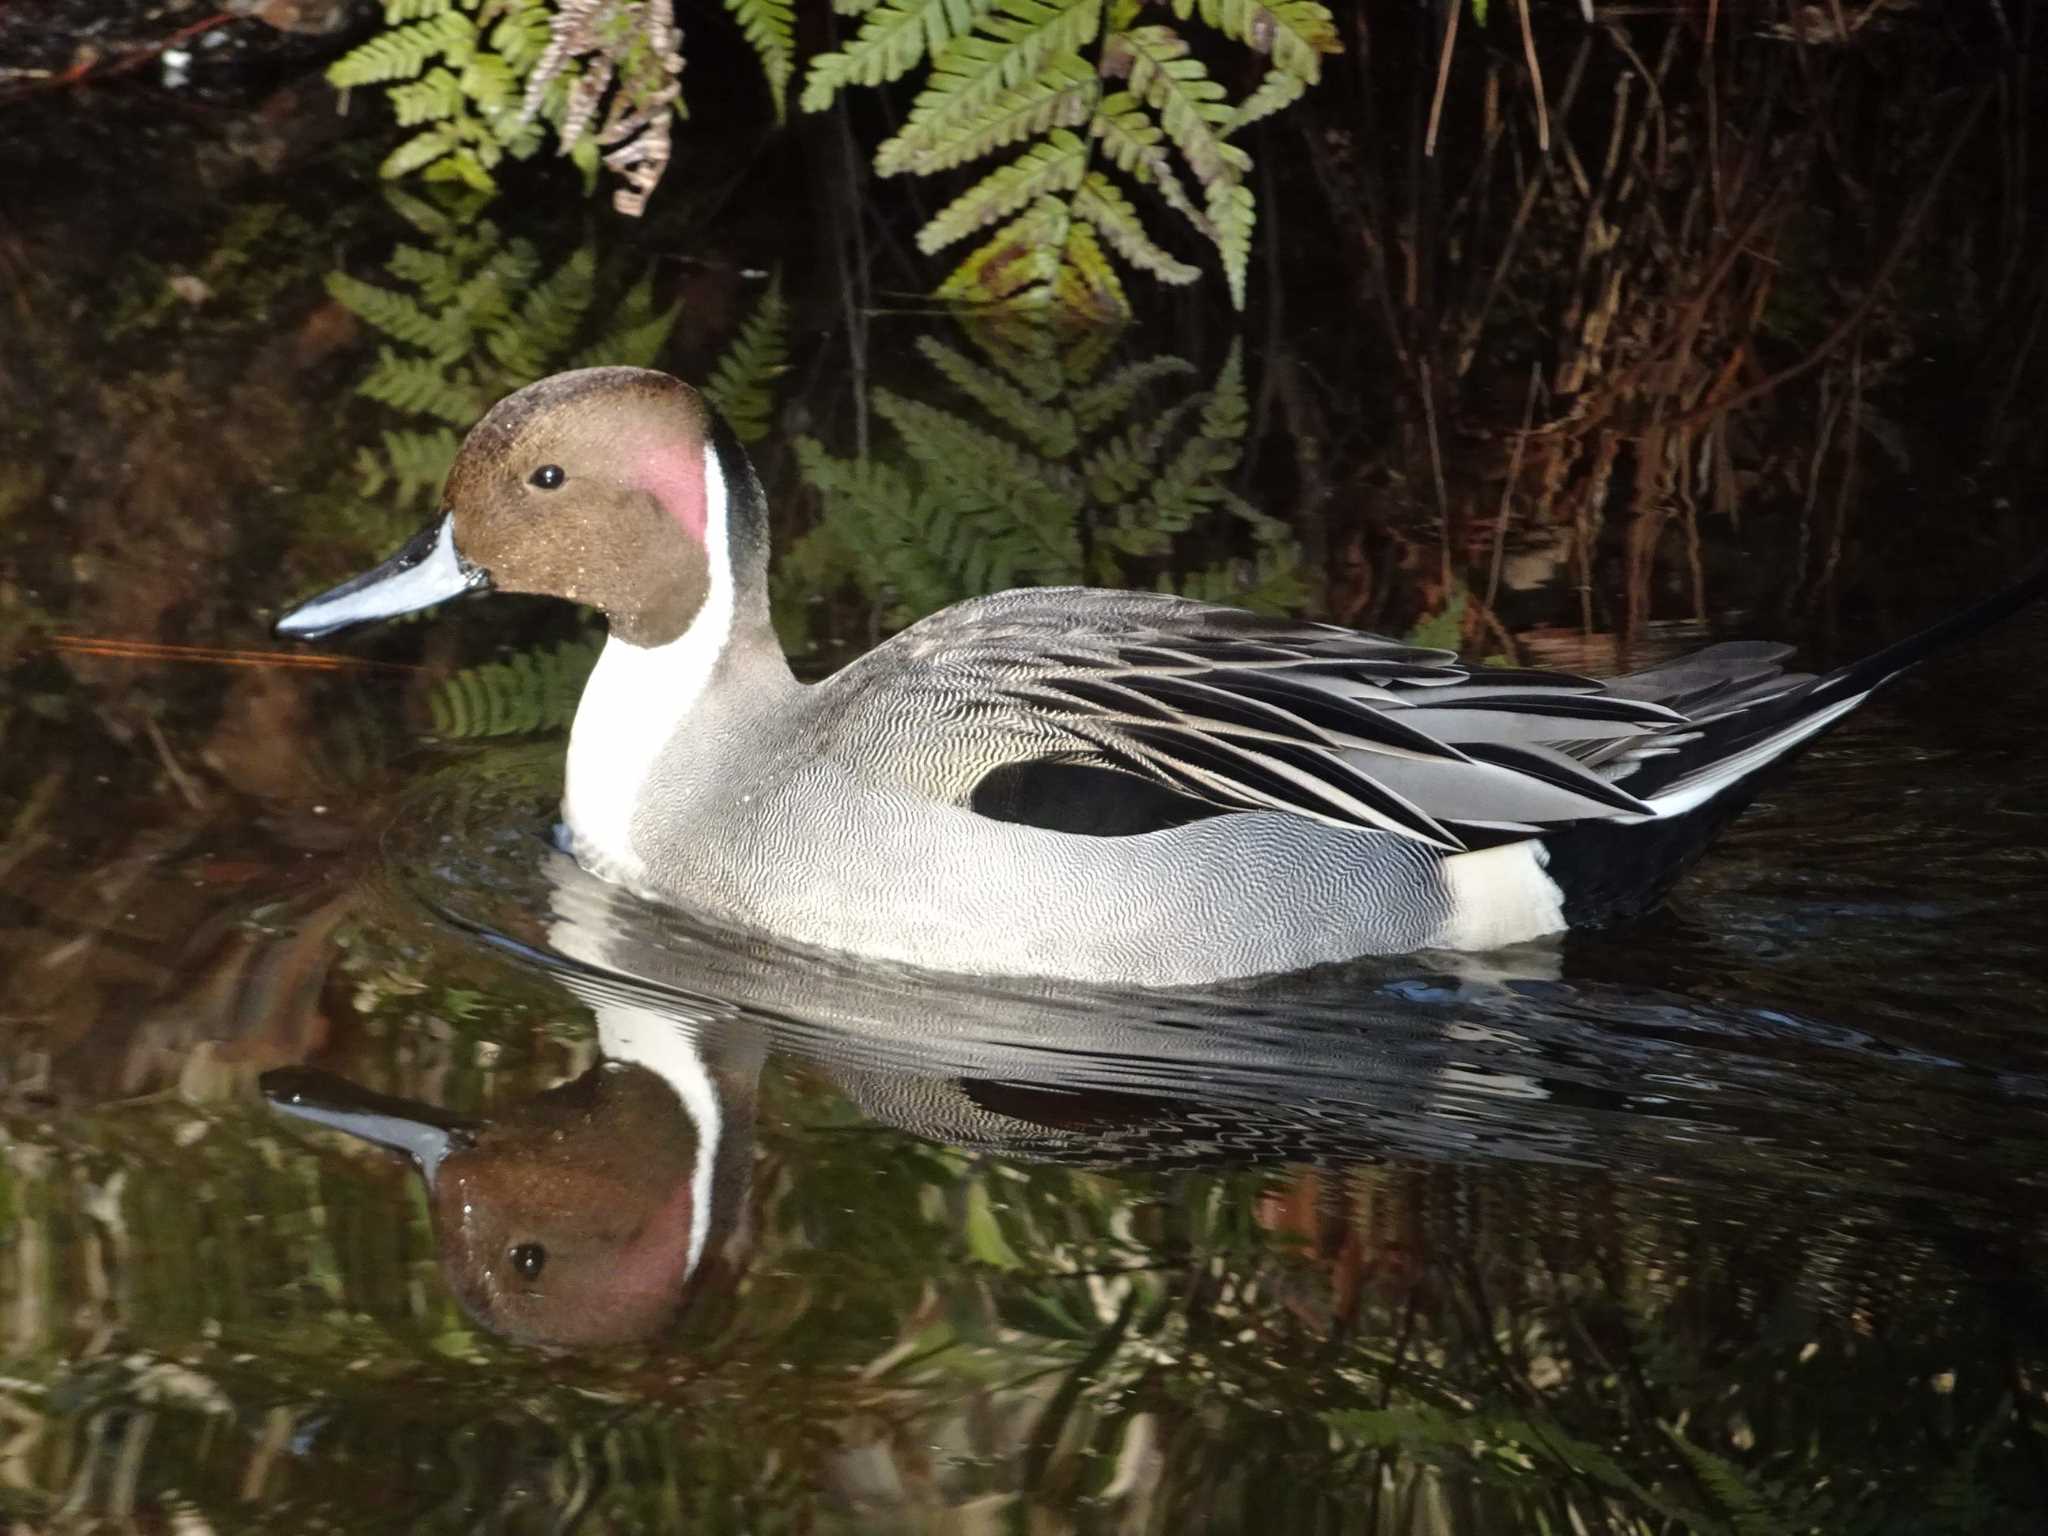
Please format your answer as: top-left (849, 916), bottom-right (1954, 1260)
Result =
top-left (916, 130), bottom-right (1088, 253)
top-left (1073, 173), bottom-right (1200, 283)
top-left (381, 122), bottom-right (464, 179)
top-left (1070, 354), bottom-right (1197, 430)
top-left (389, 66), bottom-right (465, 126)
top-left (1052, 217), bottom-right (1128, 321)
top-left (459, 51), bottom-right (518, 118)
top-left (378, 427), bottom-right (462, 510)
top-left (1108, 24), bottom-right (1247, 188)
top-left (1225, 66), bottom-right (1306, 133)
top-left (489, 2), bottom-right (551, 70)
top-left (357, 348), bottom-right (484, 424)
top-left (1206, 178), bottom-right (1255, 308)
top-left (703, 278), bottom-right (791, 444)
top-left (873, 0), bottom-right (1104, 176)
top-left (1089, 90), bottom-right (1208, 234)
top-left (1174, 0), bottom-right (1340, 82)
top-left (916, 336), bottom-right (1077, 457)
top-left (568, 278), bottom-right (680, 370)
top-left (487, 245), bottom-right (598, 379)
top-left (935, 196), bottom-right (1068, 305)
top-left (800, 0), bottom-right (997, 112)
top-left (383, 0), bottom-right (453, 21)
top-left (723, 0), bottom-right (797, 120)
top-left (329, 11), bottom-right (476, 88)
top-left (430, 639), bottom-right (601, 739)
top-left (877, 54), bottom-right (1096, 176)
top-left (1081, 395), bottom-right (1199, 503)
top-left (874, 387), bottom-right (1078, 522)
top-left (327, 271), bottom-right (468, 361)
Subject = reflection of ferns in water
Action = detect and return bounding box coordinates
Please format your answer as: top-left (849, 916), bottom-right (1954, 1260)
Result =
top-left (429, 636), bottom-right (602, 738)
top-left (785, 325), bottom-right (1304, 648)
top-left (331, 187), bottom-right (681, 529)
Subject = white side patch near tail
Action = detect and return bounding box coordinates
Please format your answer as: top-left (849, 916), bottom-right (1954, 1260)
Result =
top-left (1432, 840), bottom-right (1568, 951)
top-left (1646, 692), bottom-right (1868, 817)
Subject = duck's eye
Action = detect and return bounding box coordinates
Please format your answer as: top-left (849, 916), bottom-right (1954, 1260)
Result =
top-left (510, 1242), bottom-right (547, 1281)
top-left (529, 465), bottom-right (565, 490)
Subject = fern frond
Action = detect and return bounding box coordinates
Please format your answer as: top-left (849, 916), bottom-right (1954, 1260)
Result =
top-left (1070, 353), bottom-right (1197, 430)
top-left (430, 639), bottom-right (601, 738)
top-left (1081, 395), bottom-right (1200, 504)
top-left (723, 0), bottom-right (797, 120)
top-left (389, 66), bottom-right (465, 125)
top-left (703, 279), bottom-right (791, 444)
top-left (1089, 90), bottom-right (1208, 235)
top-left (917, 337), bottom-right (1077, 457)
top-left (382, 123), bottom-right (466, 180)
top-left (378, 427), bottom-right (462, 510)
top-left (1107, 24), bottom-right (1247, 188)
top-left (568, 277), bottom-right (679, 369)
top-left (916, 130), bottom-right (1088, 253)
top-left (1206, 178), bottom-right (1256, 309)
top-left (489, 2), bottom-right (552, 70)
top-left (1199, 337), bottom-right (1246, 445)
top-left (329, 10), bottom-right (477, 87)
top-left (1225, 66), bottom-right (1305, 133)
top-left (357, 348), bottom-right (484, 424)
top-left (383, 0), bottom-right (453, 21)
top-left (935, 196), bottom-right (1068, 305)
top-left (877, 55), bottom-right (1096, 176)
top-left (1052, 217), bottom-right (1128, 321)
top-left (800, 0), bottom-right (999, 113)
top-left (874, 387), bottom-right (1079, 519)
top-left (1073, 173), bottom-right (1200, 284)
top-left (327, 272), bottom-right (468, 361)
top-left (874, 0), bottom-right (1104, 177)
top-left (487, 245), bottom-right (598, 378)
top-left (458, 51), bottom-right (519, 116)
top-left (1172, 0), bottom-right (1340, 82)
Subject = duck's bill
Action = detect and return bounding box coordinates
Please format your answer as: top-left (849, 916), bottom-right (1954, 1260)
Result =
top-left (261, 1067), bottom-right (477, 1184)
top-left (274, 513), bottom-right (489, 639)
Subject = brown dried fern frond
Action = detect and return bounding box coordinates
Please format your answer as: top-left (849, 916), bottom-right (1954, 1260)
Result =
top-left (523, 0), bottom-right (685, 216)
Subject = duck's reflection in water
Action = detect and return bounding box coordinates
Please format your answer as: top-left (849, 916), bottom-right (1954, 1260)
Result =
top-left (268, 977), bottom-right (762, 1348)
top-left (264, 819), bottom-right (2048, 1349)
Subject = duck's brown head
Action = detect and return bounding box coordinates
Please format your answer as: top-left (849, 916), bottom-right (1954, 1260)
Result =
top-left (275, 368), bottom-right (767, 649)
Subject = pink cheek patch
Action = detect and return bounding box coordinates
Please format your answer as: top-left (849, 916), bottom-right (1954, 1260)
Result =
top-left (633, 439), bottom-right (708, 547)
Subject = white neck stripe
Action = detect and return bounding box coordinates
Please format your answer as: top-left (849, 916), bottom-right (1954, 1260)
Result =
top-left (561, 447), bottom-right (734, 881)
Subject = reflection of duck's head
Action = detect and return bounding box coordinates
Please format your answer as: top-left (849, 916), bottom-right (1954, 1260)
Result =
top-left (264, 1016), bottom-right (760, 1348)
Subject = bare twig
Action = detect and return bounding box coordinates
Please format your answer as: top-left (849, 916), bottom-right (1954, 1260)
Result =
top-left (1515, 0), bottom-right (1550, 153)
top-left (1424, 0), bottom-right (1461, 159)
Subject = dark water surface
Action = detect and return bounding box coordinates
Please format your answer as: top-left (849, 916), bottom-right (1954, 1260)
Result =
top-left (5, 7), bottom-right (2048, 1532)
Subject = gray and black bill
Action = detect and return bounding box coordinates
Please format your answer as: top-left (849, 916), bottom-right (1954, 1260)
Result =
top-left (274, 513), bottom-right (488, 639)
top-left (262, 1067), bottom-right (476, 1184)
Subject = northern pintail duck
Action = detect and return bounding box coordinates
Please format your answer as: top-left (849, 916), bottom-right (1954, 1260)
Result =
top-left (276, 367), bottom-right (2048, 986)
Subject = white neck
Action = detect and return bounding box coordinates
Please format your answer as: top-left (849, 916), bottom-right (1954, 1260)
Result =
top-left (588, 999), bottom-right (725, 1285)
top-left (561, 449), bottom-right (737, 882)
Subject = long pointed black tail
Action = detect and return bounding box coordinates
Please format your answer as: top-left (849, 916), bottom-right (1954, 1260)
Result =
top-left (1627, 557), bottom-right (2048, 815)
top-left (1541, 557), bottom-right (2048, 927)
